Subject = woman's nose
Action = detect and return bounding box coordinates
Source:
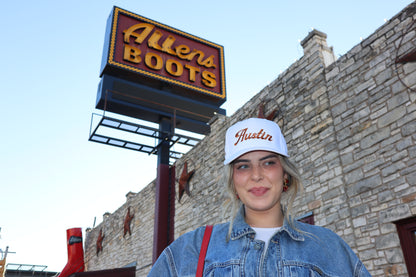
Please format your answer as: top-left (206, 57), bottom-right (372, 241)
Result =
top-left (251, 165), bottom-right (263, 181)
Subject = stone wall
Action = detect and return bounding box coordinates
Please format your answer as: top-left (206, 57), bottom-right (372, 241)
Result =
top-left (84, 2), bottom-right (416, 276)
top-left (84, 185), bottom-right (156, 275)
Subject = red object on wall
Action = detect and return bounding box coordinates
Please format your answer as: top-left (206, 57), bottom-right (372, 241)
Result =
top-left (57, 228), bottom-right (85, 277)
top-left (396, 49), bottom-right (416, 64)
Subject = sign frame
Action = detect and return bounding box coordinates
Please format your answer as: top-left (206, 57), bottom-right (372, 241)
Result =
top-left (100, 6), bottom-right (226, 104)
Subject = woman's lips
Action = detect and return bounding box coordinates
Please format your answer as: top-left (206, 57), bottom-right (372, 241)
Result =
top-left (249, 187), bottom-right (269, 197)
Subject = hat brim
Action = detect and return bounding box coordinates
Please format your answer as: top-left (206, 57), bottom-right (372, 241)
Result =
top-left (224, 146), bottom-right (289, 165)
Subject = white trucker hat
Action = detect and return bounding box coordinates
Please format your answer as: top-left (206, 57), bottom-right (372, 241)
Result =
top-left (224, 118), bottom-right (288, 165)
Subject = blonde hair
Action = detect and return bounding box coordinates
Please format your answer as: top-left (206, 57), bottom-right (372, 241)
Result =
top-left (224, 155), bottom-right (304, 240)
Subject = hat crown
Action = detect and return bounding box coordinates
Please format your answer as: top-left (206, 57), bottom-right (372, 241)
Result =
top-left (224, 118), bottom-right (288, 165)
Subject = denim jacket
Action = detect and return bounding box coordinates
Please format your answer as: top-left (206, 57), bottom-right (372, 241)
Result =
top-left (148, 208), bottom-right (371, 277)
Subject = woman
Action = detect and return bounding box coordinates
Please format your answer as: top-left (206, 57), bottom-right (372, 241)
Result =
top-left (148, 118), bottom-right (371, 276)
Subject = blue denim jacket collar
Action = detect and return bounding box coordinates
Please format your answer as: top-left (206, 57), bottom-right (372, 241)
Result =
top-left (230, 206), bottom-right (305, 242)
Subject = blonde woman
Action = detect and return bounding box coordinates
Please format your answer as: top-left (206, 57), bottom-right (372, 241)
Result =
top-left (149, 118), bottom-right (370, 277)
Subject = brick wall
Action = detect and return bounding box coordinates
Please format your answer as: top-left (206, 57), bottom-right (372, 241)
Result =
top-left (84, 3), bottom-right (416, 276)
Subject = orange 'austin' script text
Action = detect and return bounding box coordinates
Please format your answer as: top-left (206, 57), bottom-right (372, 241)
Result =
top-left (234, 128), bottom-right (273, 146)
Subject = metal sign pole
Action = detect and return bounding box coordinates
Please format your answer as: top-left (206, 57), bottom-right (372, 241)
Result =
top-left (152, 117), bottom-right (176, 264)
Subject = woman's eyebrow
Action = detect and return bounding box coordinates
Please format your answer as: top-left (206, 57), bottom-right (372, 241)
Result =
top-left (233, 154), bottom-right (278, 164)
top-left (259, 154), bottom-right (278, 161)
top-left (232, 159), bottom-right (250, 164)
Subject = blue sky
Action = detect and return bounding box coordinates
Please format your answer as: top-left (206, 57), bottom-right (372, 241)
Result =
top-left (0, 0), bottom-right (413, 272)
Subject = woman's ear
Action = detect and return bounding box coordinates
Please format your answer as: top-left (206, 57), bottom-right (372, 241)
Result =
top-left (283, 173), bottom-right (291, 192)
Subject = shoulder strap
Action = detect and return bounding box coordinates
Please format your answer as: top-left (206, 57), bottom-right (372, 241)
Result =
top-left (196, 225), bottom-right (213, 277)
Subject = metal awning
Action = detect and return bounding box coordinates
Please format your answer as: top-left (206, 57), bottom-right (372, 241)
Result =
top-left (89, 113), bottom-right (202, 163)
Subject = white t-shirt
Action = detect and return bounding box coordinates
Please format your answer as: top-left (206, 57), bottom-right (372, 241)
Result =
top-left (252, 227), bottom-right (281, 249)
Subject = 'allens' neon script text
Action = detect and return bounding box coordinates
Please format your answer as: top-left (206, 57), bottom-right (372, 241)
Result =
top-left (122, 23), bottom-right (217, 88)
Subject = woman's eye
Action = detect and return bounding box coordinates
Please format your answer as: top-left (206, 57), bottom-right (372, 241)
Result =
top-left (264, 160), bottom-right (276, 166)
top-left (236, 164), bottom-right (249, 170)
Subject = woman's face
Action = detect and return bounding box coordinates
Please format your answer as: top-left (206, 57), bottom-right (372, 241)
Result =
top-left (232, 150), bottom-right (286, 218)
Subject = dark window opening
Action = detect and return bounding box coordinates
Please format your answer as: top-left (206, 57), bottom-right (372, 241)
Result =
top-left (395, 216), bottom-right (416, 277)
top-left (297, 211), bottom-right (315, 225)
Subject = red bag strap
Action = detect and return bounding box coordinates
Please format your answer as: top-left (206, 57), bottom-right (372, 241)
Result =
top-left (196, 225), bottom-right (213, 277)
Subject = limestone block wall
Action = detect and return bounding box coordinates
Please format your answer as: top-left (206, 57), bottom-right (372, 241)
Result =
top-left (84, 185), bottom-right (156, 275)
top-left (84, 3), bottom-right (416, 276)
top-left (323, 8), bottom-right (416, 275)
